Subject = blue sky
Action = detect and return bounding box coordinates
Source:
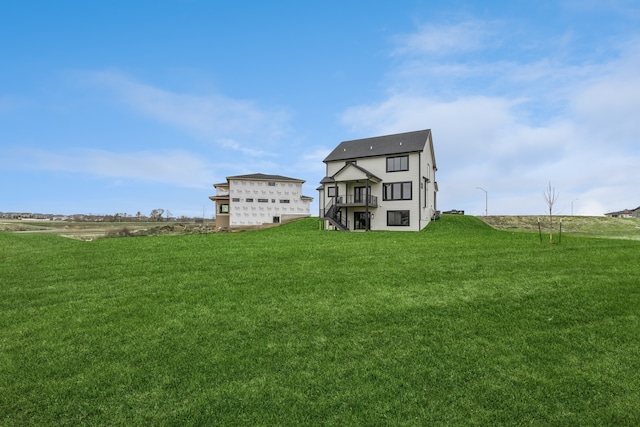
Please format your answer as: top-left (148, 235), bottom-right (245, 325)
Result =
top-left (2, 1), bottom-right (639, 217)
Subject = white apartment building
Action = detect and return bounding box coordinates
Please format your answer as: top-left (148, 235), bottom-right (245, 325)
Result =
top-left (210, 173), bottom-right (313, 229)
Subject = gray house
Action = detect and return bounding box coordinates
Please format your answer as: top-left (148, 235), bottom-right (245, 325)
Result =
top-left (318, 129), bottom-right (438, 231)
top-left (604, 206), bottom-right (640, 218)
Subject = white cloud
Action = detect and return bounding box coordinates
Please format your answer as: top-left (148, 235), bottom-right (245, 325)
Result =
top-left (570, 47), bottom-right (640, 146)
top-left (392, 21), bottom-right (492, 56)
top-left (2, 147), bottom-right (215, 188)
top-left (81, 70), bottom-right (291, 156)
top-left (341, 94), bottom-right (519, 165)
top-left (301, 147), bottom-right (333, 167)
top-left (340, 23), bottom-right (640, 216)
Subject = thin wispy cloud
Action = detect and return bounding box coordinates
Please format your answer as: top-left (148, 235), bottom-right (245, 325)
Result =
top-left (81, 70), bottom-right (290, 156)
top-left (392, 21), bottom-right (492, 56)
top-left (570, 44), bottom-right (640, 146)
top-left (2, 147), bottom-right (215, 189)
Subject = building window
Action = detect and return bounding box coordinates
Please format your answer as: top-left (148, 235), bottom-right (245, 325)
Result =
top-left (268, 182), bottom-right (276, 186)
top-left (387, 210), bottom-right (410, 226)
top-left (354, 186), bottom-right (369, 203)
top-left (246, 198), bottom-right (254, 202)
top-left (383, 182), bottom-right (412, 200)
top-left (280, 199), bottom-right (290, 203)
top-left (219, 204), bottom-right (229, 214)
top-left (273, 216), bottom-right (280, 223)
top-left (328, 186), bottom-right (338, 197)
top-left (232, 198), bottom-right (240, 202)
top-left (354, 212), bottom-right (369, 230)
top-left (258, 199), bottom-right (268, 203)
top-left (387, 155), bottom-right (408, 172)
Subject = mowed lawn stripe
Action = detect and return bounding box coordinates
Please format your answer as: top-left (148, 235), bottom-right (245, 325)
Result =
top-left (1, 216), bottom-right (639, 425)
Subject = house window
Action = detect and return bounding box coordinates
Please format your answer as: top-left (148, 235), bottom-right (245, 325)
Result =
top-left (246, 198), bottom-right (254, 202)
top-left (219, 204), bottom-right (229, 214)
top-left (387, 155), bottom-right (408, 172)
top-left (387, 210), bottom-right (410, 226)
top-left (328, 186), bottom-right (338, 197)
top-left (258, 199), bottom-right (268, 203)
top-left (383, 182), bottom-right (412, 200)
top-left (354, 186), bottom-right (369, 203)
top-left (354, 212), bottom-right (369, 230)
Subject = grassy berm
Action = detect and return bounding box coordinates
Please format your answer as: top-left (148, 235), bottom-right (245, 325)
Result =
top-left (480, 214), bottom-right (640, 241)
top-left (1, 215), bottom-right (639, 426)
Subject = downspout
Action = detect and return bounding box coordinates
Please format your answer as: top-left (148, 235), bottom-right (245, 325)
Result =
top-left (418, 152), bottom-right (422, 229)
top-left (365, 176), bottom-right (370, 231)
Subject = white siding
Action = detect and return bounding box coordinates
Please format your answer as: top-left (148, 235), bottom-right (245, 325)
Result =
top-left (323, 141), bottom-right (437, 231)
top-left (228, 180), bottom-right (309, 226)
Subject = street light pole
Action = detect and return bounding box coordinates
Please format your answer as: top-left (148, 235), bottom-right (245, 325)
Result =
top-left (476, 187), bottom-right (488, 216)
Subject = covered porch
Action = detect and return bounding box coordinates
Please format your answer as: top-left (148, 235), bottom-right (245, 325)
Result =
top-left (320, 162), bottom-right (381, 231)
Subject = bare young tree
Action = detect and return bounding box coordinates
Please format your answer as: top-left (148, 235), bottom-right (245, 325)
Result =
top-left (542, 182), bottom-right (559, 243)
top-left (150, 209), bottom-right (165, 222)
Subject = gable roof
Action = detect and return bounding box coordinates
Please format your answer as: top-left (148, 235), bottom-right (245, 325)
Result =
top-left (226, 173), bottom-right (305, 183)
top-left (323, 129), bottom-right (432, 163)
top-left (604, 206), bottom-right (640, 216)
top-left (332, 161), bottom-right (382, 183)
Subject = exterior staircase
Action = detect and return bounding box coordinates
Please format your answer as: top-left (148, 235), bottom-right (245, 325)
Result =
top-left (322, 199), bottom-right (349, 230)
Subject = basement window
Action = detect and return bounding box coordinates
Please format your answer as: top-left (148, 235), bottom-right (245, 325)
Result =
top-left (387, 210), bottom-right (410, 226)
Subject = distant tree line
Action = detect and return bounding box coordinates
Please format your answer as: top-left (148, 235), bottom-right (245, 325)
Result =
top-left (0, 209), bottom-right (213, 223)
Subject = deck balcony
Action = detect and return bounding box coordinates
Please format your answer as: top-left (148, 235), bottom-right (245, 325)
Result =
top-left (335, 194), bottom-right (378, 208)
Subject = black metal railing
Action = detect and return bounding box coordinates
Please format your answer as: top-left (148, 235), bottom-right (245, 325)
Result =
top-left (335, 194), bottom-right (378, 207)
top-left (321, 199), bottom-right (349, 230)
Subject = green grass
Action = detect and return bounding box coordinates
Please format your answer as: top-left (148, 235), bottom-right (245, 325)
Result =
top-left (481, 215), bottom-right (640, 240)
top-left (1, 216), bottom-right (639, 425)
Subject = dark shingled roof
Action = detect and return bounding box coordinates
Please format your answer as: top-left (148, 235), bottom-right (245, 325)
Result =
top-left (226, 173), bottom-right (305, 183)
top-left (323, 129), bottom-right (431, 163)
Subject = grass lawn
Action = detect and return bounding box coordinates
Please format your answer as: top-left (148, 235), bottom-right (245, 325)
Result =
top-left (1, 215), bottom-right (639, 425)
top-left (481, 215), bottom-right (640, 241)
